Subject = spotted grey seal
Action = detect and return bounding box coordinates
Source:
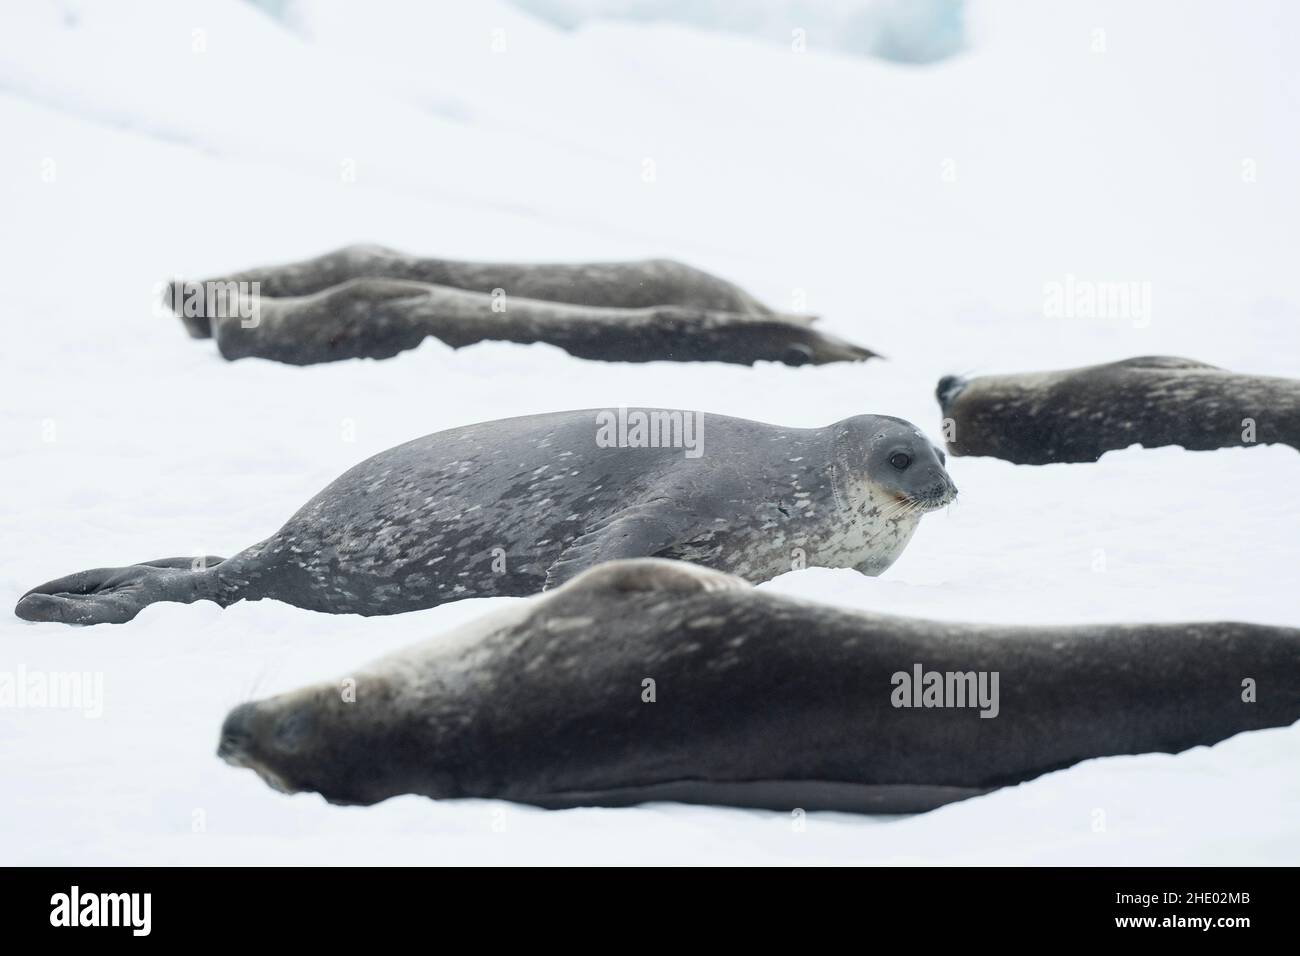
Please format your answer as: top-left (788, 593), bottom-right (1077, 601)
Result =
top-left (166, 244), bottom-right (876, 366)
top-left (217, 558), bottom-right (1300, 812)
top-left (937, 356), bottom-right (1300, 465)
top-left (15, 409), bottom-right (954, 625)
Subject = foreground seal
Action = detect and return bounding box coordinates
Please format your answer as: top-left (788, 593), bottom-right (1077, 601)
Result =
top-left (937, 356), bottom-right (1300, 465)
top-left (218, 558), bottom-right (1300, 812)
top-left (167, 245), bottom-right (876, 366)
top-left (15, 409), bottom-right (954, 625)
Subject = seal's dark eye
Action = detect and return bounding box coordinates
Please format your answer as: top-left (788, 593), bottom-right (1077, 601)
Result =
top-left (889, 453), bottom-right (911, 470)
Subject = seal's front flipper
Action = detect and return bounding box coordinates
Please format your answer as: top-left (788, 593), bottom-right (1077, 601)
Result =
top-left (14, 561), bottom-right (219, 625)
top-left (536, 558), bottom-right (749, 624)
top-left (548, 557), bottom-right (749, 597)
top-left (544, 507), bottom-right (698, 591)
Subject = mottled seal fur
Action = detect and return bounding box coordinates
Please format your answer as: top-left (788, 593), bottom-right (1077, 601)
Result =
top-left (937, 356), bottom-right (1300, 465)
top-left (15, 409), bottom-right (954, 625)
top-left (166, 245), bottom-right (876, 366)
top-left (217, 558), bottom-right (1300, 812)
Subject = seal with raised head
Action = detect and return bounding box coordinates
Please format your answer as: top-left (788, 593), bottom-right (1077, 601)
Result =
top-left (15, 409), bottom-right (955, 625)
top-left (167, 245), bottom-right (876, 366)
top-left (217, 558), bottom-right (1300, 812)
top-left (937, 356), bottom-right (1300, 465)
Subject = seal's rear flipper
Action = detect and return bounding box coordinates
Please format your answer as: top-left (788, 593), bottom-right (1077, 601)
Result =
top-left (799, 328), bottom-right (879, 365)
top-left (14, 559), bottom-right (222, 625)
top-left (15, 568), bottom-right (157, 625)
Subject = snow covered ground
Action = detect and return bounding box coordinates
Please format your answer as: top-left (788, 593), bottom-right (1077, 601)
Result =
top-left (1, 0), bottom-right (1298, 865)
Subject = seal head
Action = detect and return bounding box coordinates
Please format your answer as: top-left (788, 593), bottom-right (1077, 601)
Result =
top-left (833, 415), bottom-right (957, 514)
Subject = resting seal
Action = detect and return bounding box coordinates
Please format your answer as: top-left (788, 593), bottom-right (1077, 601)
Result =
top-left (937, 356), bottom-right (1300, 465)
top-left (217, 558), bottom-right (1300, 811)
top-left (166, 245), bottom-right (876, 366)
top-left (15, 409), bottom-right (954, 625)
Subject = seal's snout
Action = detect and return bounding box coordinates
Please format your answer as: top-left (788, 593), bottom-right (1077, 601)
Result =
top-left (936, 374), bottom-right (967, 410)
top-left (919, 485), bottom-right (957, 510)
top-left (939, 477), bottom-right (959, 506)
top-left (218, 701), bottom-right (303, 795)
top-left (218, 702), bottom-right (257, 763)
top-left (913, 467), bottom-right (958, 511)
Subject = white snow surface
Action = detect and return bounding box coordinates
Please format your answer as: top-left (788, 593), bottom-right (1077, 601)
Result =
top-left (505, 0), bottom-right (968, 63)
top-left (1, 0), bottom-right (1298, 865)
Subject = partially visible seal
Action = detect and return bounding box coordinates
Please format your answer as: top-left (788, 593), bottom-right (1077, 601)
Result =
top-left (217, 558), bottom-right (1300, 811)
top-left (166, 245), bottom-right (877, 366)
top-left (15, 409), bottom-right (955, 625)
top-left (937, 356), bottom-right (1300, 465)
top-left (173, 245), bottom-right (777, 333)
